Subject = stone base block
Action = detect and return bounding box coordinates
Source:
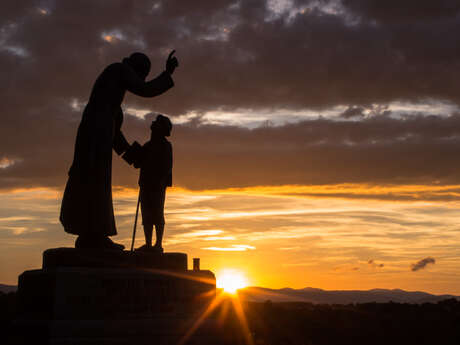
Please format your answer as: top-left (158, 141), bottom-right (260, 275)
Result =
top-left (43, 248), bottom-right (187, 271)
top-left (18, 267), bottom-right (215, 320)
top-left (14, 248), bottom-right (220, 344)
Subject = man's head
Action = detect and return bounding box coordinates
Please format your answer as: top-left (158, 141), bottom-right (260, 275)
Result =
top-left (123, 52), bottom-right (151, 80)
top-left (151, 114), bottom-right (173, 137)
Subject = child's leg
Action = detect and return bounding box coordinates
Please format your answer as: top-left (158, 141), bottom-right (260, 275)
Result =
top-left (153, 187), bottom-right (166, 249)
top-left (143, 223), bottom-right (154, 247)
top-left (140, 190), bottom-right (154, 248)
top-left (153, 223), bottom-right (164, 248)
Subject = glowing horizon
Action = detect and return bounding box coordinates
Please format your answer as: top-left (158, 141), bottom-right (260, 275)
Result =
top-left (1, 184), bottom-right (459, 295)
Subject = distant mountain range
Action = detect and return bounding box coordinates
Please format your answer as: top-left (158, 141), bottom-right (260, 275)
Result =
top-left (0, 284), bottom-right (17, 293)
top-left (238, 287), bottom-right (460, 304)
top-left (2, 283), bottom-right (458, 304)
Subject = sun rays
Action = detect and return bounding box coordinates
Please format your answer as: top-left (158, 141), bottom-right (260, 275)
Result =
top-left (216, 269), bottom-right (249, 294)
top-left (178, 269), bottom-right (253, 345)
top-left (133, 266), bottom-right (253, 345)
top-left (178, 289), bottom-right (254, 345)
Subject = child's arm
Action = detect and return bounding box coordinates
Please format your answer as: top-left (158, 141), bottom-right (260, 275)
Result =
top-left (122, 141), bottom-right (143, 168)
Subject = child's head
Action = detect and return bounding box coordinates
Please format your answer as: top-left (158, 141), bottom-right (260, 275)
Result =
top-left (151, 114), bottom-right (173, 137)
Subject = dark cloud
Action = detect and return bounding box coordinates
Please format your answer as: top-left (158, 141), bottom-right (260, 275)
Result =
top-left (3, 111), bottom-right (460, 194)
top-left (343, 0), bottom-right (460, 23)
top-left (411, 257), bottom-right (435, 272)
top-left (2, 1), bottom-right (460, 193)
top-left (168, 113), bottom-right (460, 191)
top-left (3, 0), bottom-right (460, 114)
top-left (339, 106), bottom-right (365, 119)
top-left (339, 105), bottom-right (390, 119)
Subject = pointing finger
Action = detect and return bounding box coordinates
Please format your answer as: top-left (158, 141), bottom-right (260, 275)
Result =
top-left (168, 50), bottom-right (176, 60)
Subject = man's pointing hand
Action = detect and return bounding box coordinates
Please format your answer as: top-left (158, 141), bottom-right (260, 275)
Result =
top-left (166, 50), bottom-right (179, 75)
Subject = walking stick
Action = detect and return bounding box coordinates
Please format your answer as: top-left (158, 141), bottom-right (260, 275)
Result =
top-left (130, 190), bottom-right (141, 252)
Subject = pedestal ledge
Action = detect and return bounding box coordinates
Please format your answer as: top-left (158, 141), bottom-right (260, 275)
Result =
top-left (43, 247), bottom-right (187, 271)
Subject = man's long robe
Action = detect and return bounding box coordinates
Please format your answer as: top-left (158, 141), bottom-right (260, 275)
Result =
top-left (60, 62), bottom-right (173, 237)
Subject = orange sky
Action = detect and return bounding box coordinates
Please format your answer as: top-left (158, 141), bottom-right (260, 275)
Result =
top-left (1, 184), bottom-right (459, 295)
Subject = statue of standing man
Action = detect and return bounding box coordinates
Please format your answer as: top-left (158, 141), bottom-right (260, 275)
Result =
top-left (60, 51), bottom-right (178, 250)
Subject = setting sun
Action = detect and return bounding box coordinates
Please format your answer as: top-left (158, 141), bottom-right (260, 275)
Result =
top-left (216, 269), bottom-right (249, 294)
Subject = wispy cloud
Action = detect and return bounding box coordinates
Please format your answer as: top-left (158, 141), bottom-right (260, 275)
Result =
top-left (279, 246), bottom-right (301, 251)
top-left (0, 216), bottom-right (36, 222)
top-left (176, 230), bottom-right (223, 238)
top-left (203, 236), bottom-right (235, 241)
top-left (202, 245), bottom-right (256, 251)
top-left (184, 184), bottom-right (460, 202)
top-left (166, 229), bottom-right (229, 244)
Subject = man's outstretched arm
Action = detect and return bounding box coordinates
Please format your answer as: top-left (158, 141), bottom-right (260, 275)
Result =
top-left (123, 50), bottom-right (178, 97)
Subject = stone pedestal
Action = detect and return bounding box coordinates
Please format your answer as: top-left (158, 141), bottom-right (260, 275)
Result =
top-left (12, 248), bottom-right (222, 345)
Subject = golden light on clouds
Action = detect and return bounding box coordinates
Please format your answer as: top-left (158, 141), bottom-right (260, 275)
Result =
top-left (103, 35), bottom-right (115, 43)
top-left (110, 183), bottom-right (460, 203)
top-left (100, 30), bottom-right (124, 43)
top-left (203, 245), bottom-right (256, 252)
top-left (37, 8), bottom-right (49, 15)
top-left (178, 229), bottom-right (223, 237)
top-left (175, 183), bottom-right (460, 201)
top-left (0, 157), bottom-right (18, 169)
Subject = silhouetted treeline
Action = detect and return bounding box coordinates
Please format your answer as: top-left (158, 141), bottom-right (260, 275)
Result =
top-left (1, 291), bottom-right (17, 340)
top-left (209, 297), bottom-right (460, 345)
top-left (242, 299), bottom-right (460, 345)
top-left (0, 291), bottom-right (16, 318)
top-left (2, 291), bottom-right (460, 345)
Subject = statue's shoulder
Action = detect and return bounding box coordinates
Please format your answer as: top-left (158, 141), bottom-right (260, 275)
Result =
top-left (95, 63), bottom-right (124, 83)
top-left (104, 62), bottom-right (123, 73)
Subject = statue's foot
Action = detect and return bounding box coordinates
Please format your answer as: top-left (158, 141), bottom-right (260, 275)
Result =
top-left (101, 237), bottom-right (125, 251)
top-left (152, 244), bottom-right (164, 253)
top-left (135, 244), bottom-right (163, 253)
top-left (75, 236), bottom-right (85, 249)
top-left (135, 244), bottom-right (151, 252)
top-left (75, 236), bottom-right (124, 250)
top-left (75, 235), bottom-right (99, 249)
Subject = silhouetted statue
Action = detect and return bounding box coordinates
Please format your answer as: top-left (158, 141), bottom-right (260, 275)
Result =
top-left (60, 51), bottom-right (179, 250)
top-left (135, 115), bottom-right (173, 253)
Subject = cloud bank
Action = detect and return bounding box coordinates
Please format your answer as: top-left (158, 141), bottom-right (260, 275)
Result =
top-left (1, 0), bottom-right (460, 193)
top-left (3, 112), bottom-right (460, 193)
